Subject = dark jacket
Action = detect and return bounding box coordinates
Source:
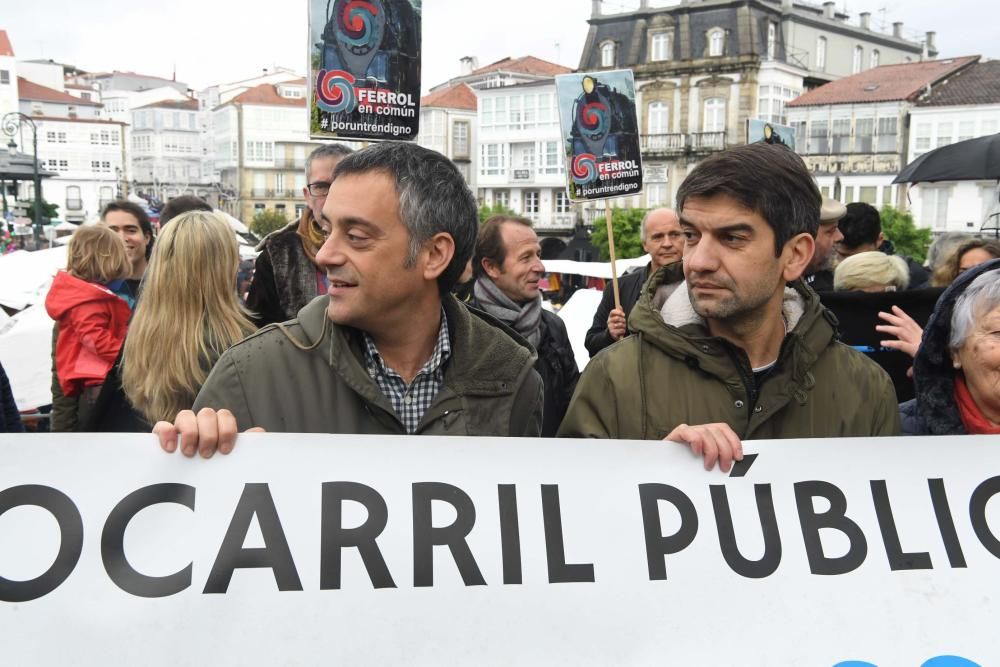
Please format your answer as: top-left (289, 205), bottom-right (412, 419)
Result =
top-left (246, 219), bottom-right (325, 328)
top-left (193, 294), bottom-right (544, 436)
top-left (559, 263), bottom-right (900, 440)
top-left (0, 361), bottom-right (23, 433)
top-left (804, 269), bottom-right (833, 292)
top-left (899, 258), bottom-right (1000, 435)
top-left (584, 263), bottom-right (653, 358)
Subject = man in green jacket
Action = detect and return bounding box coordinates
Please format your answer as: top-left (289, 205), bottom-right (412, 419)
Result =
top-left (155, 142), bottom-right (543, 456)
top-left (558, 143), bottom-right (900, 470)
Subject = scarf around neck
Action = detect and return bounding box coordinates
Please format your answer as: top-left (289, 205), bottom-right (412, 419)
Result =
top-left (295, 208), bottom-right (326, 267)
top-left (473, 277), bottom-right (542, 348)
top-left (954, 375), bottom-right (1000, 435)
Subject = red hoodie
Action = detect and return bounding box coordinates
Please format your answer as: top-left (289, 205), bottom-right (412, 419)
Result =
top-left (45, 271), bottom-right (131, 397)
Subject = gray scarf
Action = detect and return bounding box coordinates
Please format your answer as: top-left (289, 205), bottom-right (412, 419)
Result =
top-left (473, 277), bottom-right (542, 348)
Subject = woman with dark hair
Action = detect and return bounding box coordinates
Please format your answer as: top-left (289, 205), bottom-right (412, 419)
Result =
top-left (900, 259), bottom-right (1000, 435)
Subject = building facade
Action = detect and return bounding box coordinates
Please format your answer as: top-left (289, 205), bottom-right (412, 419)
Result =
top-left (905, 60), bottom-right (1000, 235)
top-left (16, 75), bottom-right (126, 223)
top-left (786, 56), bottom-right (978, 212)
top-left (418, 83), bottom-right (477, 192)
top-left (578, 0), bottom-right (932, 209)
top-left (131, 98), bottom-right (212, 204)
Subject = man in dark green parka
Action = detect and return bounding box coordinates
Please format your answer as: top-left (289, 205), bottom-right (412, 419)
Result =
top-left (558, 143), bottom-right (899, 469)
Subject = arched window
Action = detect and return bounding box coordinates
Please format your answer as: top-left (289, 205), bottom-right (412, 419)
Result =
top-left (870, 49), bottom-right (880, 69)
top-left (704, 97), bottom-right (725, 132)
top-left (816, 36), bottom-right (827, 70)
top-left (853, 45), bottom-right (864, 73)
top-left (601, 42), bottom-right (616, 68)
top-left (648, 102), bottom-right (669, 134)
top-left (708, 29), bottom-right (725, 57)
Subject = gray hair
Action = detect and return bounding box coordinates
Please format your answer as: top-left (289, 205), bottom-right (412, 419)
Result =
top-left (305, 143), bottom-right (354, 180)
top-left (927, 232), bottom-right (973, 273)
top-left (331, 141), bottom-right (478, 293)
top-left (949, 268), bottom-right (1000, 351)
top-left (640, 207), bottom-right (677, 242)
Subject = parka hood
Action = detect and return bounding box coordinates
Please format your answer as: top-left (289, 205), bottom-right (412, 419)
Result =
top-left (912, 258), bottom-right (1000, 435)
top-left (44, 271), bottom-right (121, 320)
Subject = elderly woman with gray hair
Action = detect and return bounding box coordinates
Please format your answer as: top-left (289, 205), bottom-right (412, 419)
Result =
top-left (900, 259), bottom-right (1000, 435)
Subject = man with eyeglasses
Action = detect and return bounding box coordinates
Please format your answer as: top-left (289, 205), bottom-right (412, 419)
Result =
top-left (584, 207), bottom-right (684, 357)
top-left (246, 143), bottom-right (354, 327)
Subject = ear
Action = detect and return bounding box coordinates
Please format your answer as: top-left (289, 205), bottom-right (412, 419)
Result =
top-left (877, 232), bottom-right (885, 246)
top-left (781, 232), bottom-right (815, 283)
top-left (421, 232), bottom-right (456, 283)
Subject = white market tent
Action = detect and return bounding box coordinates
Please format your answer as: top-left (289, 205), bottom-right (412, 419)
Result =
top-left (0, 303), bottom-right (55, 411)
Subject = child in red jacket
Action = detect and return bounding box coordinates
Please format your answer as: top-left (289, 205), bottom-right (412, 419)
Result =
top-left (45, 225), bottom-right (133, 403)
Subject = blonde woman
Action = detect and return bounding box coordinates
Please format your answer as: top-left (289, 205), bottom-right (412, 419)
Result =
top-left (833, 251), bottom-right (910, 292)
top-left (122, 211), bottom-right (255, 425)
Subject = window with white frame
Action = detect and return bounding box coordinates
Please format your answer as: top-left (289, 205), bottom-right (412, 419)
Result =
top-left (981, 185), bottom-right (998, 223)
top-left (648, 101), bottom-right (669, 134)
top-left (523, 191), bottom-right (539, 215)
top-left (650, 32), bottom-right (672, 62)
top-left (509, 95), bottom-right (522, 130)
top-left (275, 173), bottom-right (285, 194)
top-left (853, 46), bottom-right (863, 74)
top-left (523, 93), bottom-right (537, 128)
top-left (809, 120), bottom-right (829, 154)
top-left (423, 110), bottom-right (446, 148)
top-left (495, 190), bottom-right (510, 209)
top-left (958, 121), bottom-right (976, 142)
top-left (480, 143), bottom-right (507, 176)
top-left (0, 70), bottom-right (9, 85)
top-left (453, 121), bottom-right (470, 159)
top-left (832, 119), bottom-right (851, 153)
top-left (792, 121), bottom-right (807, 148)
top-left (877, 117), bottom-right (897, 152)
top-left (31, 102), bottom-right (43, 115)
top-left (519, 144), bottom-right (536, 170)
top-left (923, 187), bottom-right (950, 230)
top-left (855, 117), bottom-right (874, 153)
top-left (870, 50), bottom-right (880, 69)
top-left (481, 98), bottom-right (494, 129)
top-left (767, 23), bottom-right (777, 60)
top-left (495, 97), bottom-right (508, 129)
top-left (914, 123), bottom-right (932, 155)
top-left (757, 86), bottom-right (799, 124)
top-left (703, 98), bottom-right (725, 132)
top-left (540, 141), bottom-right (562, 175)
top-left (816, 37), bottom-right (827, 71)
top-left (555, 190), bottom-right (571, 214)
top-left (708, 29), bottom-right (725, 57)
top-left (936, 122), bottom-right (953, 148)
top-left (538, 92), bottom-right (555, 126)
top-left (601, 42), bottom-right (616, 67)
top-left (646, 183), bottom-right (667, 207)
top-left (983, 119), bottom-right (999, 136)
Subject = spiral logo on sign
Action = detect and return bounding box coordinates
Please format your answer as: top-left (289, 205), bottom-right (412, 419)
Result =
top-left (579, 102), bottom-right (608, 135)
top-left (316, 69), bottom-right (358, 114)
top-left (338, 0), bottom-right (381, 50)
top-left (572, 153), bottom-right (599, 185)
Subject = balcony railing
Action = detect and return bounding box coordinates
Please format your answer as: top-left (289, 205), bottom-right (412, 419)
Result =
top-left (690, 132), bottom-right (727, 151)
top-left (275, 158), bottom-right (306, 170)
top-left (65, 198), bottom-right (83, 211)
top-left (641, 133), bottom-right (687, 153)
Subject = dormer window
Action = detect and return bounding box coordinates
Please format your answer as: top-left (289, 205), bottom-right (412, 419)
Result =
top-left (650, 32), bottom-right (672, 62)
top-left (601, 41), bottom-right (617, 68)
top-left (708, 28), bottom-right (725, 57)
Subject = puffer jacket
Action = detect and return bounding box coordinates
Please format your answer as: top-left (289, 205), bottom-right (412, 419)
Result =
top-left (899, 258), bottom-right (1000, 435)
top-left (193, 294), bottom-right (544, 436)
top-left (44, 271), bottom-right (131, 397)
top-left (558, 263), bottom-right (900, 440)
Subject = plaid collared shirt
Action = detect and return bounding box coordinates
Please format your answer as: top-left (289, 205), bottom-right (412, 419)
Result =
top-left (362, 309), bottom-right (451, 434)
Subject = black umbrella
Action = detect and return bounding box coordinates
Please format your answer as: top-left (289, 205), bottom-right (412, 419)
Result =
top-left (893, 132), bottom-right (1000, 183)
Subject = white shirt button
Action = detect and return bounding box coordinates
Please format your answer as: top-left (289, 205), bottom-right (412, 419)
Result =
top-left (403, 395), bottom-right (413, 406)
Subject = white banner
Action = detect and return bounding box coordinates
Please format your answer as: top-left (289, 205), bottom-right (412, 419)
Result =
top-left (1, 434), bottom-right (999, 666)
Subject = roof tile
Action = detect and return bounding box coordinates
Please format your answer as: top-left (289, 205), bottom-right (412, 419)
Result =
top-left (787, 56), bottom-right (980, 107)
top-left (421, 83), bottom-right (477, 110)
top-left (470, 56), bottom-right (571, 78)
top-left (917, 60), bottom-right (1000, 107)
top-left (17, 77), bottom-right (102, 106)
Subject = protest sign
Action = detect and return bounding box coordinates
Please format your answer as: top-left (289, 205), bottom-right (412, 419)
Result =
top-left (556, 70), bottom-right (643, 202)
top-left (308, 0), bottom-right (421, 141)
top-left (747, 118), bottom-right (797, 151)
top-left (1, 433), bottom-right (998, 666)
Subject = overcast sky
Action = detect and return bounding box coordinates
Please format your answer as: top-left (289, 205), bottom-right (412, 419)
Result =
top-left (2, 0), bottom-right (994, 93)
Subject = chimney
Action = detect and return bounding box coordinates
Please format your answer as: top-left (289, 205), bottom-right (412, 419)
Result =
top-left (591, 0), bottom-right (601, 17)
top-left (822, 1), bottom-right (835, 19)
top-left (893, 22), bottom-right (903, 38)
top-left (859, 12), bottom-right (870, 30)
top-left (639, 0), bottom-right (649, 7)
top-left (459, 56), bottom-right (478, 76)
top-left (925, 31), bottom-right (937, 53)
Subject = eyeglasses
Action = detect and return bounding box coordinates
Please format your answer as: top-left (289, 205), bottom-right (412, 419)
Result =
top-left (307, 181), bottom-right (331, 196)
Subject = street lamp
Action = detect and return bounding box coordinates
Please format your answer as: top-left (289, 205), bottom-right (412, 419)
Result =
top-left (1, 112), bottom-right (43, 248)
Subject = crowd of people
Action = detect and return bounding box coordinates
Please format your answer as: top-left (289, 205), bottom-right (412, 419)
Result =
top-left (0, 140), bottom-right (996, 469)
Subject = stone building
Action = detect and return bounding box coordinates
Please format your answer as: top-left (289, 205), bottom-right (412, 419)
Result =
top-left (577, 0), bottom-right (933, 208)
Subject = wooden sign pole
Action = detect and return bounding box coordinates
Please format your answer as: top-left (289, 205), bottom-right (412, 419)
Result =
top-left (604, 199), bottom-right (621, 311)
